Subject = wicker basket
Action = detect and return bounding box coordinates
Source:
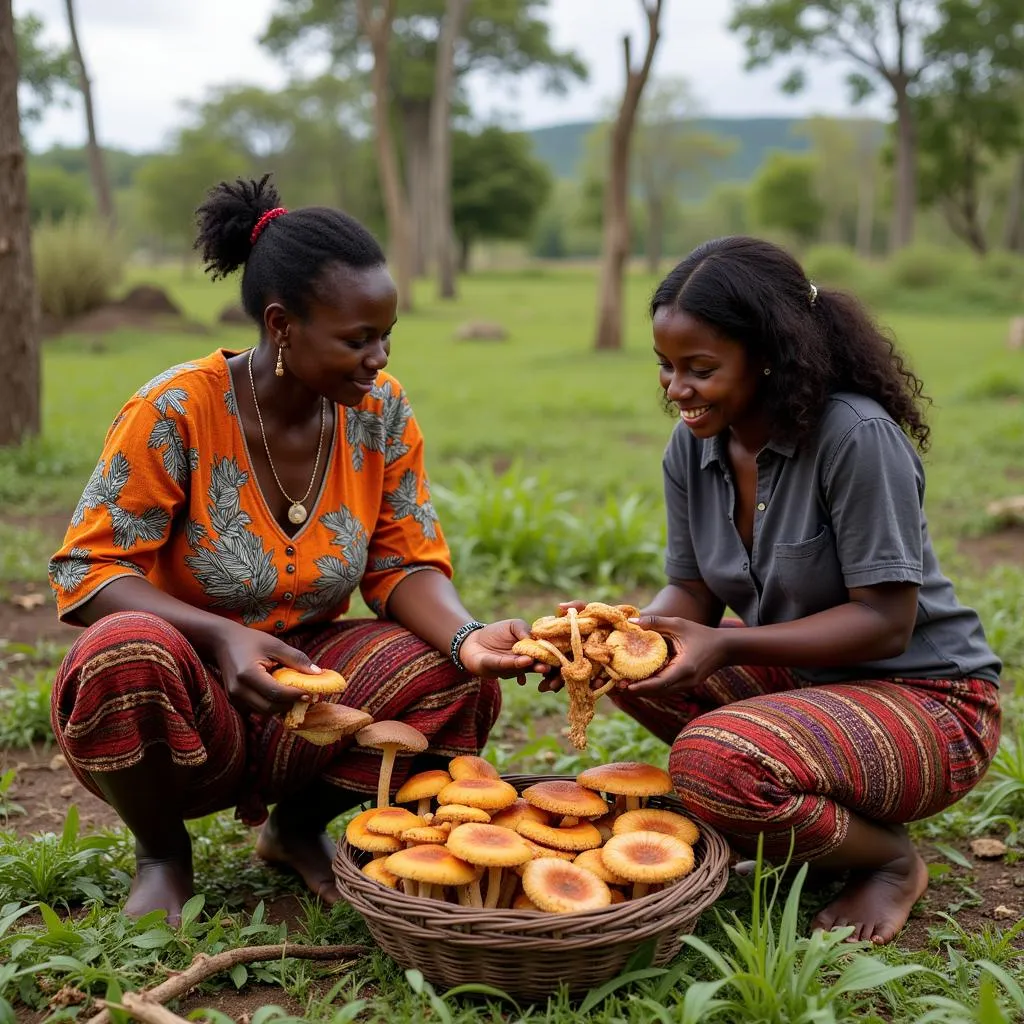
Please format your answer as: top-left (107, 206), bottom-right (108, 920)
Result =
top-left (332, 773), bottom-right (730, 1000)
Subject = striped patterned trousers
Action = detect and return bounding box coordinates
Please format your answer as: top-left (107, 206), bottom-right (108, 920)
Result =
top-left (51, 611), bottom-right (502, 826)
top-left (611, 664), bottom-right (1000, 860)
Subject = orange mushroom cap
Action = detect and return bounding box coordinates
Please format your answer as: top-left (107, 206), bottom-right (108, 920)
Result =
top-left (521, 779), bottom-right (610, 819)
top-left (612, 808), bottom-right (700, 845)
top-left (272, 666), bottom-right (348, 695)
top-left (573, 848), bottom-right (629, 886)
top-left (400, 824), bottom-right (450, 845)
top-left (364, 807), bottom-right (426, 836)
top-left (383, 844), bottom-right (479, 888)
top-left (516, 818), bottom-right (603, 852)
top-left (288, 703), bottom-right (373, 745)
top-left (577, 761), bottom-right (674, 799)
top-left (604, 629), bottom-right (669, 681)
top-left (433, 803), bottom-right (491, 824)
top-left (601, 830), bottom-right (695, 884)
top-left (447, 755), bottom-right (500, 781)
top-left (437, 777), bottom-right (518, 812)
top-left (345, 808), bottom-right (403, 854)
top-left (395, 769), bottom-right (452, 805)
top-left (446, 823), bottom-right (533, 868)
top-left (362, 858), bottom-right (400, 889)
top-left (522, 857), bottom-right (612, 913)
top-left (489, 798), bottom-right (550, 831)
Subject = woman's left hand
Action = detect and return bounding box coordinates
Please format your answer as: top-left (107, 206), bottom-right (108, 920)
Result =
top-left (457, 619), bottom-right (539, 679)
top-left (621, 615), bottom-right (729, 694)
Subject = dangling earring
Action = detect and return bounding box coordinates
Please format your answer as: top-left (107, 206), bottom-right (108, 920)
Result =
top-left (763, 367), bottom-right (771, 376)
top-left (275, 347), bottom-right (285, 377)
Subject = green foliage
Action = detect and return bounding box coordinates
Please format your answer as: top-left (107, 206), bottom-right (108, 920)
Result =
top-left (27, 165), bottom-right (93, 225)
top-left (750, 152), bottom-right (824, 243)
top-left (0, 671), bottom-right (54, 747)
top-left (0, 807), bottom-right (125, 906)
top-left (32, 217), bottom-right (124, 320)
top-left (887, 245), bottom-right (964, 290)
top-left (803, 245), bottom-right (871, 290)
top-left (135, 134), bottom-right (247, 255)
top-left (0, 771), bottom-right (25, 825)
top-left (14, 13), bottom-right (74, 123)
top-left (451, 127), bottom-right (553, 260)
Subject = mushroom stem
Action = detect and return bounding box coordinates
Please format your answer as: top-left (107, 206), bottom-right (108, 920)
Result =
top-left (591, 679), bottom-right (617, 699)
top-left (376, 746), bottom-right (398, 808)
top-left (632, 882), bottom-right (649, 899)
top-left (417, 798), bottom-right (430, 817)
top-left (468, 878), bottom-right (483, 908)
top-left (483, 867), bottom-right (504, 909)
top-left (401, 878), bottom-right (415, 897)
top-left (498, 872), bottom-right (519, 909)
top-left (625, 795), bottom-right (641, 812)
top-left (417, 881), bottom-right (430, 899)
top-left (457, 885), bottom-right (472, 907)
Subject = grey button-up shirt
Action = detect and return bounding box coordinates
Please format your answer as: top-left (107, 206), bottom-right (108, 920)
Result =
top-left (663, 392), bottom-right (1001, 685)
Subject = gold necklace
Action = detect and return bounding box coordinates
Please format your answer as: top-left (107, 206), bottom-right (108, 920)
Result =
top-left (247, 347), bottom-right (327, 525)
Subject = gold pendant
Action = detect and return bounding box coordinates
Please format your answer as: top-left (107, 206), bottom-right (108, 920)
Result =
top-left (287, 502), bottom-right (308, 525)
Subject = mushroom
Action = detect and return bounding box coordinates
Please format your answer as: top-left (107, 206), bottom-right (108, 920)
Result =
top-left (521, 779), bottom-right (609, 822)
top-left (364, 807), bottom-right (426, 837)
top-left (603, 628), bottom-right (669, 681)
top-left (515, 818), bottom-right (602, 852)
top-left (573, 848), bottom-right (629, 887)
top-left (289, 703), bottom-right (373, 746)
top-left (345, 808), bottom-right (402, 862)
top-left (577, 761), bottom-right (674, 812)
top-left (272, 666), bottom-right (349, 729)
top-left (437, 778), bottom-right (519, 814)
top-left (447, 755), bottom-right (500, 781)
top-left (512, 891), bottom-right (541, 911)
top-left (384, 843), bottom-right (479, 901)
top-left (400, 824), bottom-right (451, 846)
top-left (354, 721), bottom-right (429, 808)
top-left (394, 769), bottom-right (452, 816)
top-left (600, 829), bottom-right (695, 899)
top-left (612, 807), bottom-right (700, 845)
top-left (489, 798), bottom-right (551, 831)
top-left (521, 858), bottom-right (612, 913)
top-left (433, 803), bottom-right (491, 825)
top-left (446, 822), bottom-right (533, 908)
top-left (362, 858), bottom-right (400, 889)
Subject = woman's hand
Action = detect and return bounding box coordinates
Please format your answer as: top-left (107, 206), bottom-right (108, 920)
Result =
top-left (620, 615), bottom-right (729, 694)
top-left (457, 619), bottom-right (539, 679)
top-left (211, 621), bottom-right (321, 716)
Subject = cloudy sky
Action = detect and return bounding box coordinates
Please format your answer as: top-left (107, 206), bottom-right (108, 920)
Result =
top-left (17, 0), bottom-right (891, 153)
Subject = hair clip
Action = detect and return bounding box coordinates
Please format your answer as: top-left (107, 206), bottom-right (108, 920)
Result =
top-left (808, 281), bottom-right (819, 307)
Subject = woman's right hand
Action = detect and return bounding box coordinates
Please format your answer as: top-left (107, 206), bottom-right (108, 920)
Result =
top-left (211, 622), bottom-right (321, 716)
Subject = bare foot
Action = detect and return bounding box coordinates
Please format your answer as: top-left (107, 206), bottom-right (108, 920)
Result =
top-left (125, 855), bottom-right (194, 926)
top-left (810, 846), bottom-right (928, 945)
top-left (256, 816), bottom-right (340, 904)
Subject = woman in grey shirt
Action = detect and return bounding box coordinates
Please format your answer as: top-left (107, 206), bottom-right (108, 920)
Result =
top-left (596, 236), bottom-right (1001, 946)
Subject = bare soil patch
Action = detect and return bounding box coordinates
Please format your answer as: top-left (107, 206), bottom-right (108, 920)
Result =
top-left (41, 285), bottom-right (208, 340)
top-left (958, 524), bottom-right (1024, 572)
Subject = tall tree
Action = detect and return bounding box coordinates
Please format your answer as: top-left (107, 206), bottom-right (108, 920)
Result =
top-left (0, 0), bottom-right (40, 445)
top-left (262, 0), bottom-right (586, 280)
top-left (594, 0), bottom-right (663, 352)
top-left (634, 77), bottom-right (735, 273)
top-left (356, 0), bottom-right (414, 311)
top-left (915, 0), bottom-right (1024, 253)
top-left (429, 0), bottom-right (469, 299)
top-left (63, 0), bottom-right (113, 223)
top-left (730, 0), bottom-right (938, 250)
top-left (750, 151), bottom-right (825, 243)
top-left (15, 13), bottom-right (73, 123)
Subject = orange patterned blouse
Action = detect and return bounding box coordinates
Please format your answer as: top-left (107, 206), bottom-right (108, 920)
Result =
top-left (49, 349), bottom-right (452, 633)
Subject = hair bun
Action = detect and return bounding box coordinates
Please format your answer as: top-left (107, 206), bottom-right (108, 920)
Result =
top-left (194, 173), bottom-right (282, 279)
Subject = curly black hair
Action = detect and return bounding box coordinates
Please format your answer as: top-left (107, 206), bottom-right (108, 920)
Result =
top-left (193, 173), bottom-right (385, 325)
top-left (651, 236), bottom-right (931, 451)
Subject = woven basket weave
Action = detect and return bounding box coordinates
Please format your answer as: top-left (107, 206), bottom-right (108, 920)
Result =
top-left (332, 772), bottom-right (730, 1000)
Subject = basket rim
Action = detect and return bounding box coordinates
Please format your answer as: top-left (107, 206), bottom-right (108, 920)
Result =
top-left (333, 771), bottom-right (731, 941)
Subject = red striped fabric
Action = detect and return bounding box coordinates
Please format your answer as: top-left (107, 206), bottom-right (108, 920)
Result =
top-left (51, 611), bottom-right (502, 825)
top-left (611, 664), bottom-right (1000, 859)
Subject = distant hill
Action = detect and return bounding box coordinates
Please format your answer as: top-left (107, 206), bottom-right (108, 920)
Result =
top-left (527, 116), bottom-right (818, 191)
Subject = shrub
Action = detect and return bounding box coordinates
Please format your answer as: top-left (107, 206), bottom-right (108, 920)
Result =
top-left (886, 245), bottom-right (963, 290)
top-left (32, 217), bottom-right (124, 321)
top-left (802, 245), bottom-right (869, 291)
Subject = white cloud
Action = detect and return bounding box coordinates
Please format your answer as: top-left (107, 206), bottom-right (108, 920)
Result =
top-left (17, 0), bottom-right (891, 153)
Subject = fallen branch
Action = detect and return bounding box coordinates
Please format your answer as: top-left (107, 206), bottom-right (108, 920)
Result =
top-left (114, 993), bottom-right (191, 1024)
top-left (86, 943), bottom-right (368, 1024)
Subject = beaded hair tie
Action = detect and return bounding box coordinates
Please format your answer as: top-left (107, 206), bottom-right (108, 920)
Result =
top-left (250, 207), bottom-right (288, 245)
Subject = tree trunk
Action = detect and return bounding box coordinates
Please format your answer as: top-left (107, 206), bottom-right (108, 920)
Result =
top-left (889, 79), bottom-right (916, 250)
top-left (429, 0), bottom-right (468, 300)
top-left (0, 0), bottom-right (41, 445)
top-left (357, 0), bottom-right (414, 312)
top-left (400, 100), bottom-right (431, 277)
top-left (64, 0), bottom-right (113, 224)
top-left (1004, 152), bottom-right (1024, 253)
top-left (594, 0), bottom-right (663, 352)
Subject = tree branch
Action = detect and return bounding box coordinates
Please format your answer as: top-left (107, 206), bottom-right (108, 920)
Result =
top-left (84, 944), bottom-right (368, 1024)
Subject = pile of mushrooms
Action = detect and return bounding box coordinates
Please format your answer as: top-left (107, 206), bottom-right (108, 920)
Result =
top-left (512, 604), bottom-right (669, 749)
top-left (347, 756), bottom-right (700, 914)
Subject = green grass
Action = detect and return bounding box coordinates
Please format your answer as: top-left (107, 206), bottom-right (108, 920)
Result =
top-left (1, 263), bottom-right (1022, 1022)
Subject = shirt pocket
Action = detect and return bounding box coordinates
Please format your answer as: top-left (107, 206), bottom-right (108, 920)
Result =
top-left (772, 525), bottom-right (847, 616)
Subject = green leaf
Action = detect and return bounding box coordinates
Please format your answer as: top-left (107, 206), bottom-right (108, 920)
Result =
top-left (229, 963), bottom-right (248, 989)
top-left (179, 893), bottom-right (205, 932)
top-left (933, 842), bottom-right (973, 869)
top-left (187, 1011), bottom-right (235, 1024)
top-left (405, 969), bottom-right (425, 994)
top-left (578, 968), bottom-right (670, 1014)
top-left (328, 1002), bottom-right (367, 1024)
top-left (129, 928), bottom-right (174, 949)
top-left (105, 976), bottom-right (129, 1024)
top-left (978, 959), bottom-right (1024, 1009)
top-left (830, 957), bottom-right (931, 996)
top-left (441, 982), bottom-right (520, 1009)
top-left (61, 805), bottom-right (80, 845)
top-left (250, 1005), bottom-right (288, 1024)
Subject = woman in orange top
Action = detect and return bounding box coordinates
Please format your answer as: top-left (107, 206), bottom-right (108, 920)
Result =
top-left (48, 175), bottom-right (536, 923)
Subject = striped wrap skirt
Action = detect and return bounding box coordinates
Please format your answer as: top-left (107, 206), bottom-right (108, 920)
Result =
top-left (50, 611), bottom-right (502, 826)
top-left (611, 661), bottom-right (1001, 860)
